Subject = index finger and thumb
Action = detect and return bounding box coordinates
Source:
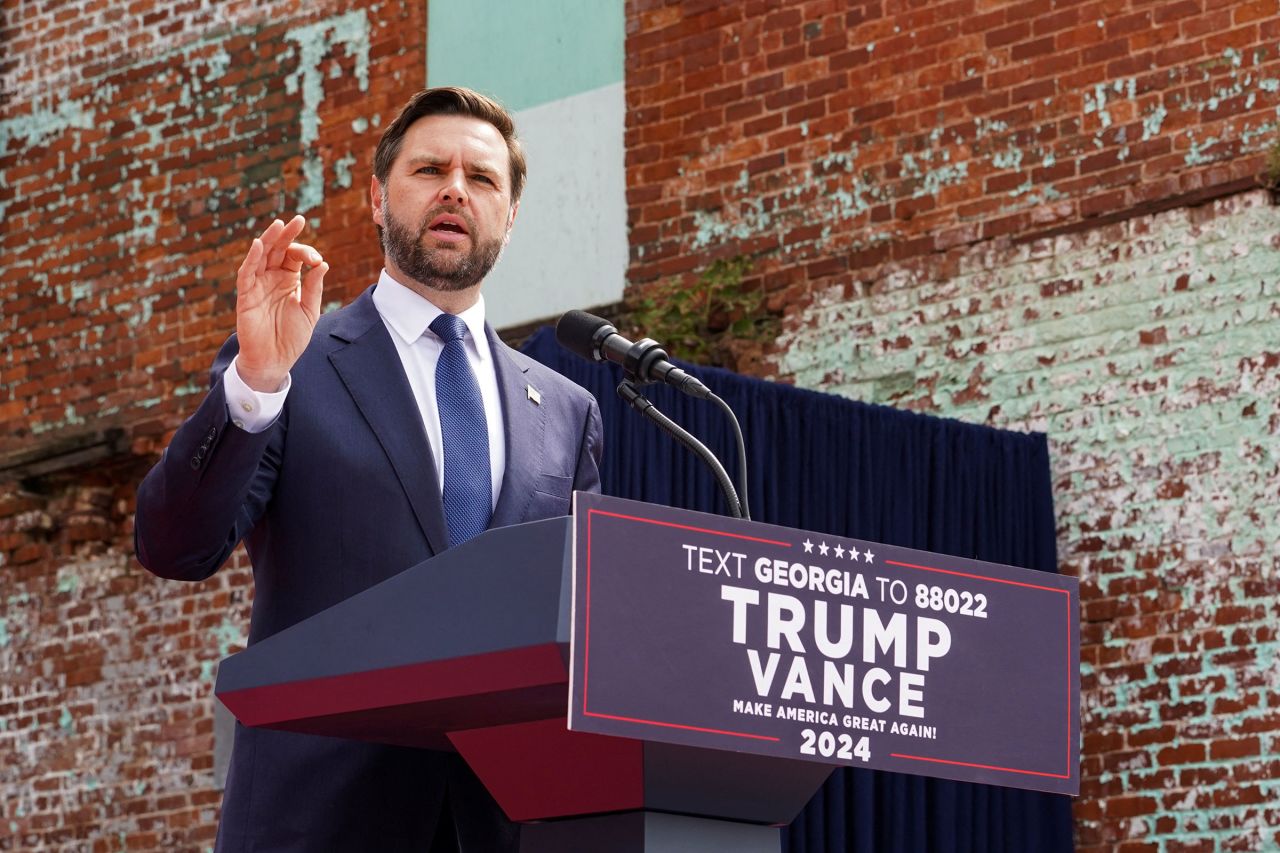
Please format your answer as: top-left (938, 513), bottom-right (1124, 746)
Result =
top-left (282, 243), bottom-right (324, 269)
top-left (262, 215), bottom-right (308, 268)
top-left (236, 220), bottom-right (329, 296)
top-left (256, 214), bottom-right (306, 247)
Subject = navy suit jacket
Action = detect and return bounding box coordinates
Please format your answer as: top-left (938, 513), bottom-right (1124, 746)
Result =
top-left (135, 285), bottom-right (603, 852)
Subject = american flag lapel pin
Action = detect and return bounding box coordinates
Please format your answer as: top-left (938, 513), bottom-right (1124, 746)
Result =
top-left (527, 384), bottom-right (541, 405)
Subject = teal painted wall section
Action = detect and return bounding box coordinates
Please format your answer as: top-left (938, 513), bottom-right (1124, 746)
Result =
top-left (425, 0), bottom-right (629, 328)
top-left (427, 0), bottom-right (624, 112)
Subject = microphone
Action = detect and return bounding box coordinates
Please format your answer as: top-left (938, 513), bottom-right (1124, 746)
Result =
top-left (555, 310), bottom-right (711, 399)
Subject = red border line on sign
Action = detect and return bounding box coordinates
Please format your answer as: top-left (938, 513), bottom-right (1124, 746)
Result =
top-left (1065, 588), bottom-right (1073, 777)
top-left (582, 509), bottom-right (594, 715)
top-left (888, 753), bottom-right (1072, 779)
top-left (588, 509), bottom-right (793, 547)
top-left (584, 710), bottom-right (781, 742)
top-left (582, 509), bottom-right (1076, 782)
top-left (884, 555), bottom-right (1074, 781)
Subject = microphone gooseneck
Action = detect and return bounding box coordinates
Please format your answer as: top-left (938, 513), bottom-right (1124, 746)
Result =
top-left (617, 381), bottom-right (743, 519)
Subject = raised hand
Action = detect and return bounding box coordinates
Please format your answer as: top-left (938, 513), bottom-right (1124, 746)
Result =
top-left (235, 215), bottom-right (328, 392)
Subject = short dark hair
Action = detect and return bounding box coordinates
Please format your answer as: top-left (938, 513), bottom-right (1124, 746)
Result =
top-left (373, 87), bottom-right (526, 203)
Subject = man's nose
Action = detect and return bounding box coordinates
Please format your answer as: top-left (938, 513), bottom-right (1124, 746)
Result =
top-left (440, 169), bottom-right (467, 205)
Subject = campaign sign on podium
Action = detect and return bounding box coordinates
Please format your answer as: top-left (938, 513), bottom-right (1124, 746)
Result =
top-left (568, 493), bottom-right (1079, 796)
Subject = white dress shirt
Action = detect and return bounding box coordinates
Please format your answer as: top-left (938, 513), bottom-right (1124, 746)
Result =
top-left (223, 270), bottom-right (507, 510)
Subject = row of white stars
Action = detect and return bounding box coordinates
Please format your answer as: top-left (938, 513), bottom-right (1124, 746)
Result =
top-left (802, 538), bottom-right (875, 563)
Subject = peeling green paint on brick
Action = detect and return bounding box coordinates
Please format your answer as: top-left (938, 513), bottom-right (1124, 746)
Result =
top-left (0, 96), bottom-right (96, 153)
top-left (284, 10), bottom-right (372, 212)
top-left (199, 616), bottom-right (247, 683)
top-left (333, 152), bottom-right (357, 189)
top-left (1083, 82), bottom-right (1114, 129)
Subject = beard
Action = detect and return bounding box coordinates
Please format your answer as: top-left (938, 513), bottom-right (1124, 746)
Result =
top-left (381, 201), bottom-right (506, 292)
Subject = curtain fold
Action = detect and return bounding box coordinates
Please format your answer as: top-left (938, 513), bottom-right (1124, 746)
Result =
top-left (522, 327), bottom-right (1074, 852)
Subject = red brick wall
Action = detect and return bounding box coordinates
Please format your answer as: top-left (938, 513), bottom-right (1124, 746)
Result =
top-left (1, 1), bottom-right (425, 847)
top-left (626, 0), bottom-right (1277, 289)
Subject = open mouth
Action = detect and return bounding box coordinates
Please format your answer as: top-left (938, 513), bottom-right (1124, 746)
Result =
top-left (427, 214), bottom-right (470, 242)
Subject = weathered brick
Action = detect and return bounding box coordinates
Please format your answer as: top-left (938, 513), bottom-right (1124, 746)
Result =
top-left (8, 2), bottom-right (1280, 851)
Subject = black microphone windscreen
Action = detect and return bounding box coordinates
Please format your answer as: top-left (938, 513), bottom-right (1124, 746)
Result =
top-left (556, 310), bottom-right (612, 361)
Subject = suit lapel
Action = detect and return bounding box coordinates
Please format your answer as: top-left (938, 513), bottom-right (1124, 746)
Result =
top-left (489, 326), bottom-right (546, 529)
top-left (327, 289), bottom-right (450, 556)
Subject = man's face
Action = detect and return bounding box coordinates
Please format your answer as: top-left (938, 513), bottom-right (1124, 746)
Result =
top-left (372, 114), bottom-right (518, 293)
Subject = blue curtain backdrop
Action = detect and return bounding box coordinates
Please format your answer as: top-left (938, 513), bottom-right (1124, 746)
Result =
top-left (522, 328), bottom-right (1075, 853)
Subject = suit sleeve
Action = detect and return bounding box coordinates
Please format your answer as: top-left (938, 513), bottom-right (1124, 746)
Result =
top-left (134, 335), bottom-right (282, 581)
top-left (571, 394), bottom-right (604, 496)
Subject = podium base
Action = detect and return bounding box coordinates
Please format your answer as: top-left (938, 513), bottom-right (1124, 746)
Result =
top-left (521, 811), bottom-right (780, 853)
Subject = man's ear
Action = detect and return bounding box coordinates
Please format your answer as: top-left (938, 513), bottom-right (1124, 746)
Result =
top-left (370, 176), bottom-right (385, 227)
top-left (503, 200), bottom-right (519, 245)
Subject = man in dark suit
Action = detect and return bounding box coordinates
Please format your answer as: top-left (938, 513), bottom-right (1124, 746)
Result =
top-left (135, 87), bottom-right (603, 852)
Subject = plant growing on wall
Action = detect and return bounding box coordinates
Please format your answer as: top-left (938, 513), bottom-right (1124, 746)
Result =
top-left (623, 256), bottom-right (775, 371)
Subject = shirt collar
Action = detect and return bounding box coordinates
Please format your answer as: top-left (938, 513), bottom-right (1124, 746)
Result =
top-left (372, 269), bottom-right (491, 359)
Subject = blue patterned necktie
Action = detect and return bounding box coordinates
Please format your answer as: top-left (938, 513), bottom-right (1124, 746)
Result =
top-left (429, 313), bottom-right (492, 547)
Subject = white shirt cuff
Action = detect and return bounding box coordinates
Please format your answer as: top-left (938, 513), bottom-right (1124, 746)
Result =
top-left (224, 356), bottom-right (290, 433)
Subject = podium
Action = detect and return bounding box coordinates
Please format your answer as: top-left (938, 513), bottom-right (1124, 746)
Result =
top-left (215, 515), bottom-right (833, 852)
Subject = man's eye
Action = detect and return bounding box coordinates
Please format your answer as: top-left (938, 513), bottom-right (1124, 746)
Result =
top-left (417, 166), bottom-right (440, 175)
top-left (472, 174), bottom-right (494, 185)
